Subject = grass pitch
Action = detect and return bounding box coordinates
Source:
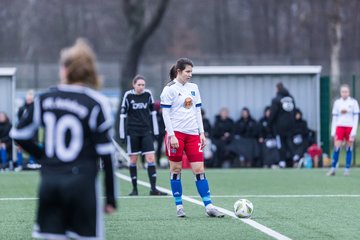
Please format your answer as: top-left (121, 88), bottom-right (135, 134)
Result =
top-left (1, 168), bottom-right (359, 239)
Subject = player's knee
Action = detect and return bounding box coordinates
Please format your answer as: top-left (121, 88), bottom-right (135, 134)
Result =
top-left (130, 155), bottom-right (138, 164)
top-left (170, 164), bottom-right (182, 174)
top-left (145, 154), bottom-right (155, 163)
top-left (192, 166), bottom-right (204, 174)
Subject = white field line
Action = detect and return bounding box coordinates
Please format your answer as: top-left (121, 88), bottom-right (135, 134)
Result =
top-left (0, 197), bottom-right (38, 201)
top-left (208, 194), bottom-right (360, 198)
top-left (115, 172), bottom-right (292, 240)
top-left (3, 194), bottom-right (360, 202)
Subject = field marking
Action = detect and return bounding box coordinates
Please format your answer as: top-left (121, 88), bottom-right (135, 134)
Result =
top-left (207, 194), bottom-right (360, 198)
top-left (0, 197), bottom-right (38, 201)
top-left (115, 172), bottom-right (292, 240)
top-left (2, 194), bottom-right (360, 202)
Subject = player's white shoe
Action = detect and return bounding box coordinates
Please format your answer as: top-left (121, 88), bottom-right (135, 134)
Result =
top-left (326, 169), bottom-right (336, 176)
top-left (206, 206), bottom-right (225, 218)
top-left (176, 206), bottom-right (186, 218)
top-left (344, 169), bottom-right (350, 176)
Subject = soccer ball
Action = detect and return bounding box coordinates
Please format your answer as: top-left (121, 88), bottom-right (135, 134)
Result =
top-left (233, 199), bottom-right (254, 218)
top-left (159, 157), bottom-right (169, 168)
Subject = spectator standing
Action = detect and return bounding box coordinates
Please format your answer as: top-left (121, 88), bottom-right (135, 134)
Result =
top-left (268, 82), bottom-right (296, 168)
top-left (17, 89), bottom-right (40, 169)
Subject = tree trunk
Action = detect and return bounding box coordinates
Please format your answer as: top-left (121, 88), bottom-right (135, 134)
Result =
top-left (114, 0), bottom-right (169, 141)
top-left (328, 0), bottom-right (343, 92)
top-left (330, 21), bottom-right (342, 91)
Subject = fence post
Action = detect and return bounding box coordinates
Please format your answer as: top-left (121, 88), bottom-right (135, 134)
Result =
top-left (320, 76), bottom-right (330, 156)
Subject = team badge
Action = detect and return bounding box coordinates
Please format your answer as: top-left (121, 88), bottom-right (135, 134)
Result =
top-left (280, 97), bottom-right (294, 112)
top-left (184, 97), bottom-right (193, 109)
top-left (191, 91), bottom-right (195, 96)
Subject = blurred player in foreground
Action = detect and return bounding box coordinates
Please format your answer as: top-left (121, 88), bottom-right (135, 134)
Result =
top-left (11, 39), bottom-right (117, 239)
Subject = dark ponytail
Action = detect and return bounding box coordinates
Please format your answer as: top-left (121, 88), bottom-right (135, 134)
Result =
top-left (169, 58), bottom-right (194, 80)
top-left (169, 65), bottom-right (177, 80)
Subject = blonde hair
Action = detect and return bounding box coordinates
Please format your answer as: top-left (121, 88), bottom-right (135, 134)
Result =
top-left (340, 84), bottom-right (350, 91)
top-left (60, 38), bottom-right (101, 89)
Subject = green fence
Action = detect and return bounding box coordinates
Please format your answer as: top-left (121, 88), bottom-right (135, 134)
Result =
top-left (320, 76), bottom-right (330, 156)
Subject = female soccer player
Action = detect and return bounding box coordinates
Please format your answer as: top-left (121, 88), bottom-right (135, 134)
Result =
top-left (327, 84), bottom-right (359, 176)
top-left (119, 75), bottom-right (166, 196)
top-left (160, 58), bottom-right (224, 217)
top-left (11, 39), bottom-right (117, 239)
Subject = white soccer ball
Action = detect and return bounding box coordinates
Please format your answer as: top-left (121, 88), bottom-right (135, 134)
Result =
top-left (159, 157), bottom-right (169, 168)
top-left (234, 199), bottom-right (254, 218)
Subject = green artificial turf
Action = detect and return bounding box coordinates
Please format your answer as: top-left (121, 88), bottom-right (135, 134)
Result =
top-left (1, 168), bottom-right (359, 239)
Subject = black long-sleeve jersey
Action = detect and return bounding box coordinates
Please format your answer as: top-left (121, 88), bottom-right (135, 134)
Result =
top-left (10, 84), bottom-right (117, 207)
top-left (119, 89), bottom-right (159, 138)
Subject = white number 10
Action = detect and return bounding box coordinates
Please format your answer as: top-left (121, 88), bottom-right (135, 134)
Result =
top-left (43, 112), bottom-right (83, 162)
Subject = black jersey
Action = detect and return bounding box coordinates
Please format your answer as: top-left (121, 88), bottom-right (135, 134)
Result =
top-left (11, 84), bottom-right (116, 204)
top-left (119, 89), bottom-right (159, 137)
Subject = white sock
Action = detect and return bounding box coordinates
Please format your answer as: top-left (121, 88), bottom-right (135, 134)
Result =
top-left (176, 205), bottom-right (183, 211)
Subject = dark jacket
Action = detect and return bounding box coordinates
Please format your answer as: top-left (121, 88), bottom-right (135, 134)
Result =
top-left (213, 115), bottom-right (234, 142)
top-left (259, 118), bottom-right (274, 140)
top-left (156, 111), bottom-right (166, 136)
top-left (268, 88), bottom-right (296, 135)
top-left (234, 116), bottom-right (259, 139)
top-left (203, 117), bottom-right (212, 138)
top-left (291, 109), bottom-right (309, 138)
top-left (18, 102), bottom-right (32, 120)
top-left (0, 121), bottom-right (12, 148)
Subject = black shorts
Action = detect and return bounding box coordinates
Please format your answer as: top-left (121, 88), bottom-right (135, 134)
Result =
top-left (32, 174), bottom-right (104, 239)
top-left (126, 134), bottom-right (155, 155)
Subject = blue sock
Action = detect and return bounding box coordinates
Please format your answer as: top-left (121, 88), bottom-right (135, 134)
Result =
top-left (345, 147), bottom-right (352, 169)
top-left (1, 147), bottom-right (7, 168)
top-left (29, 155), bottom-right (35, 164)
top-left (331, 147), bottom-right (340, 168)
top-left (195, 173), bottom-right (212, 206)
top-left (17, 149), bottom-right (23, 168)
top-left (170, 173), bottom-right (182, 206)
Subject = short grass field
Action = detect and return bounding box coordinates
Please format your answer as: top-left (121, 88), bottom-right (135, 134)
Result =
top-left (1, 168), bottom-right (360, 240)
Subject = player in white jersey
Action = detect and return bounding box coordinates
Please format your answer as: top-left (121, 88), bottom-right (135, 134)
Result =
top-left (327, 84), bottom-right (359, 176)
top-left (160, 58), bottom-right (224, 218)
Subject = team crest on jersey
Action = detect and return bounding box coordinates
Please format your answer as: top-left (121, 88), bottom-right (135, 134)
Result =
top-left (280, 97), bottom-right (294, 112)
top-left (184, 97), bottom-right (193, 109)
top-left (191, 91), bottom-right (195, 96)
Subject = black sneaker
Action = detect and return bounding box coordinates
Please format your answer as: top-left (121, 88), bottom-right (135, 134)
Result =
top-left (149, 189), bottom-right (167, 196)
top-left (128, 189), bottom-right (138, 196)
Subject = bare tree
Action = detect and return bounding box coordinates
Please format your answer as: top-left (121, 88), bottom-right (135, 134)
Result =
top-left (328, 0), bottom-right (344, 91)
top-left (120, 0), bottom-right (169, 91)
top-left (114, 0), bottom-right (169, 141)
